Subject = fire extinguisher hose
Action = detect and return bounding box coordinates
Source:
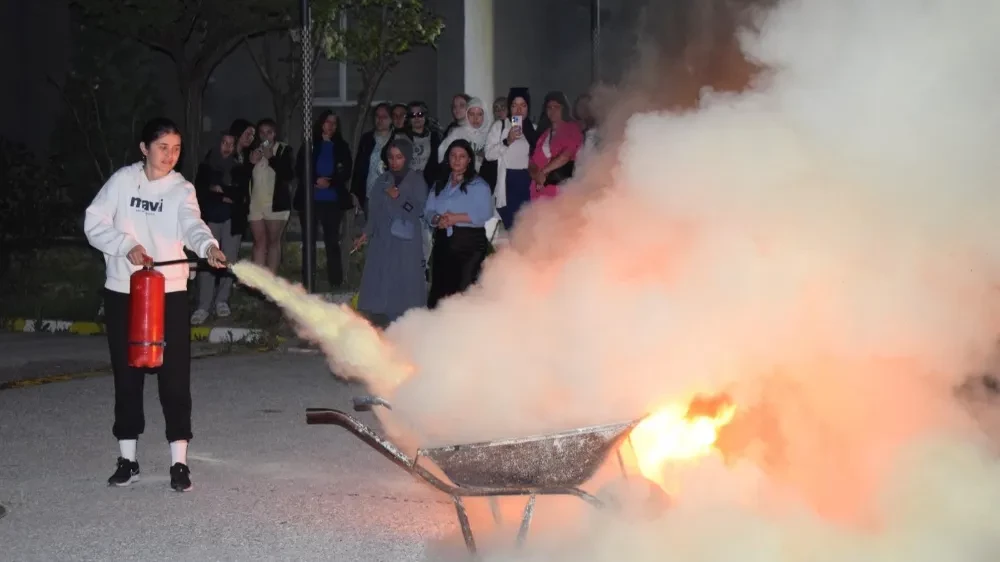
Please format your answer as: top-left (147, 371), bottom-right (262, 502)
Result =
top-left (144, 257), bottom-right (231, 271)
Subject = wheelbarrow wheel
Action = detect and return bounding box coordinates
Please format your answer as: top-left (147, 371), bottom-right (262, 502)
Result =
top-left (594, 476), bottom-right (671, 520)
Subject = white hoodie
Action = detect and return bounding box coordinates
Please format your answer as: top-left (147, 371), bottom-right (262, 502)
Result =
top-left (84, 162), bottom-right (219, 294)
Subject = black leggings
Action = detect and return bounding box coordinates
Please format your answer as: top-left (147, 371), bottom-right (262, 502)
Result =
top-left (104, 288), bottom-right (193, 443)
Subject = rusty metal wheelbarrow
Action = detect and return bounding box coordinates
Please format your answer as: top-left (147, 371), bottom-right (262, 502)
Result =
top-left (306, 396), bottom-right (644, 556)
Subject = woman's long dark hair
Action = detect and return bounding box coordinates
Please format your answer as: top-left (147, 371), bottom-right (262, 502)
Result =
top-left (140, 117), bottom-right (182, 146)
top-left (435, 139), bottom-right (478, 195)
top-left (249, 117), bottom-right (278, 151)
top-left (312, 110), bottom-right (344, 144)
top-left (535, 90), bottom-right (573, 134)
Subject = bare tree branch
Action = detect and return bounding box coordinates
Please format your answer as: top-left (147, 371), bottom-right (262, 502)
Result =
top-left (89, 87), bottom-right (114, 177)
top-left (243, 37), bottom-right (274, 86)
top-left (46, 75), bottom-right (107, 183)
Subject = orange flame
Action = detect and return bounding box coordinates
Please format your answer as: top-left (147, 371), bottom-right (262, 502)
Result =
top-left (623, 394), bottom-right (736, 492)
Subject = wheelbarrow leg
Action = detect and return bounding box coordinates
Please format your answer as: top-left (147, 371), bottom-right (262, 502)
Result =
top-left (488, 497), bottom-right (503, 526)
top-left (515, 494), bottom-right (537, 548)
top-left (452, 496), bottom-right (478, 557)
top-left (616, 448), bottom-right (628, 479)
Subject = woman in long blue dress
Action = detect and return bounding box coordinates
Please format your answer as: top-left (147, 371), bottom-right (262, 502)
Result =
top-left (353, 137), bottom-right (429, 326)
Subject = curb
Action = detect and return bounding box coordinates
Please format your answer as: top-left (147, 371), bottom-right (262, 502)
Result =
top-left (2, 318), bottom-right (275, 344)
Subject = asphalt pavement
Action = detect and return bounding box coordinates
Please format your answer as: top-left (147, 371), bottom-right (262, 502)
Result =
top-left (0, 336), bottom-right (537, 561)
top-left (16, 333), bottom-right (997, 560)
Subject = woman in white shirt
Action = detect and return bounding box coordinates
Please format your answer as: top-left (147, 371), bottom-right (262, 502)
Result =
top-left (485, 87), bottom-right (539, 230)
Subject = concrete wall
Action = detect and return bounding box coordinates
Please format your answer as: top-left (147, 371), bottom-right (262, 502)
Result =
top-left (431, 0), bottom-right (467, 123)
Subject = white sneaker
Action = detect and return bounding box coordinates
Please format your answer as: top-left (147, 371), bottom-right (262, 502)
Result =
top-left (215, 302), bottom-right (231, 318)
top-left (190, 309), bottom-right (209, 325)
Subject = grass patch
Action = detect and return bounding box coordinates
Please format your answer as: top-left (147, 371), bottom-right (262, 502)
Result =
top-left (0, 245), bottom-right (106, 322)
top-left (0, 234), bottom-right (364, 332)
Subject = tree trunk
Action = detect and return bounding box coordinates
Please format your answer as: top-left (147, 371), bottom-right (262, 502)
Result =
top-left (274, 95), bottom-right (293, 144)
top-left (350, 84), bottom-right (376, 156)
top-left (179, 80), bottom-right (205, 179)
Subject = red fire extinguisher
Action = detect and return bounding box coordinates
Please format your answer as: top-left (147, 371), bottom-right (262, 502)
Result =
top-left (127, 257), bottom-right (207, 368)
top-left (128, 263), bottom-right (167, 368)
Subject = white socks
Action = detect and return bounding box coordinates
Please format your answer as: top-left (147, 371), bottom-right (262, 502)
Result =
top-left (170, 440), bottom-right (188, 466)
top-left (118, 439), bottom-right (188, 466)
top-left (119, 439), bottom-right (137, 462)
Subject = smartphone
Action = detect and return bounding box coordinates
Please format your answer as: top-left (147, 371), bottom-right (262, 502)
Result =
top-left (511, 115), bottom-right (522, 128)
top-left (261, 139), bottom-right (271, 149)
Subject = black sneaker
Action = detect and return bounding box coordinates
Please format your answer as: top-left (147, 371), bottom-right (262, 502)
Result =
top-left (107, 457), bottom-right (140, 487)
top-left (169, 463), bottom-right (192, 492)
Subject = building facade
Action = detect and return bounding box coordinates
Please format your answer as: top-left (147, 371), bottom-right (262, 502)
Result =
top-left (4, 0), bottom-right (645, 154)
top-left (204, 0), bottom-right (646, 145)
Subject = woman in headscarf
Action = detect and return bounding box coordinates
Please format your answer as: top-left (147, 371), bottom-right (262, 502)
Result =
top-left (437, 97), bottom-right (493, 173)
top-left (352, 137), bottom-right (429, 326)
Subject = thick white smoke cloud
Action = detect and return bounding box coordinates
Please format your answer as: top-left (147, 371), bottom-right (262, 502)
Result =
top-left (353, 0), bottom-right (1000, 557)
top-left (385, 0), bottom-right (1000, 443)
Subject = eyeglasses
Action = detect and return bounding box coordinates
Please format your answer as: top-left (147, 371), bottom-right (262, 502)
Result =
top-left (408, 112), bottom-right (425, 118)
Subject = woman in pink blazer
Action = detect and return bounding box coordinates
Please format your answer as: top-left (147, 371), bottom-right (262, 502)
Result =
top-left (529, 91), bottom-right (583, 200)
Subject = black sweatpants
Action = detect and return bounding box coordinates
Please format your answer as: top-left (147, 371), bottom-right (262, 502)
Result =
top-left (104, 288), bottom-right (193, 443)
top-left (299, 200), bottom-right (344, 288)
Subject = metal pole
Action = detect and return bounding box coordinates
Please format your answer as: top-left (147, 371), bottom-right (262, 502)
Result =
top-left (590, 0), bottom-right (601, 83)
top-left (300, 0), bottom-right (315, 293)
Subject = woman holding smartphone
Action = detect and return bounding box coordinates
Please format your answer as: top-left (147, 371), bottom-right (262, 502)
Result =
top-left (247, 118), bottom-right (294, 273)
top-left (486, 87), bottom-right (538, 230)
top-left (84, 117), bottom-right (227, 492)
top-left (425, 139), bottom-right (494, 308)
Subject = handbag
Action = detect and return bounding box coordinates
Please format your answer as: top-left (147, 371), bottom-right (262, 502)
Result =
top-left (544, 161), bottom-right (575, 185)
top-left (390, 217), bottom-right (415, 240)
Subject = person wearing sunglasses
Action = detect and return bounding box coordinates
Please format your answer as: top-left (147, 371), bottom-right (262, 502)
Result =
top-left (399, 101), bottom-right (443, 187)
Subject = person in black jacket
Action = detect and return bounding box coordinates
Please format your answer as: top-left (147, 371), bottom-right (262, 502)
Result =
top-left (295, 110), bottom-right (354, 289)
top-left (400, 101), bottom-right (444, 187)
top-left (247, 118), bottom-right (295, 273)
top-left (350, 103), bottom-right (394, 216)
top-left (191, 124), bottom-right (251, 324)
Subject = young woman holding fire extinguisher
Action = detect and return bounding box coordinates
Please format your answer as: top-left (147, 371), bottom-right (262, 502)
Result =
top-left (84, 117), bottom-right (227, 492)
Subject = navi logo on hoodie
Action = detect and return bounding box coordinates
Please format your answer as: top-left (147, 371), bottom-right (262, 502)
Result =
top-left (130, 195), bottom-right (164, 214)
